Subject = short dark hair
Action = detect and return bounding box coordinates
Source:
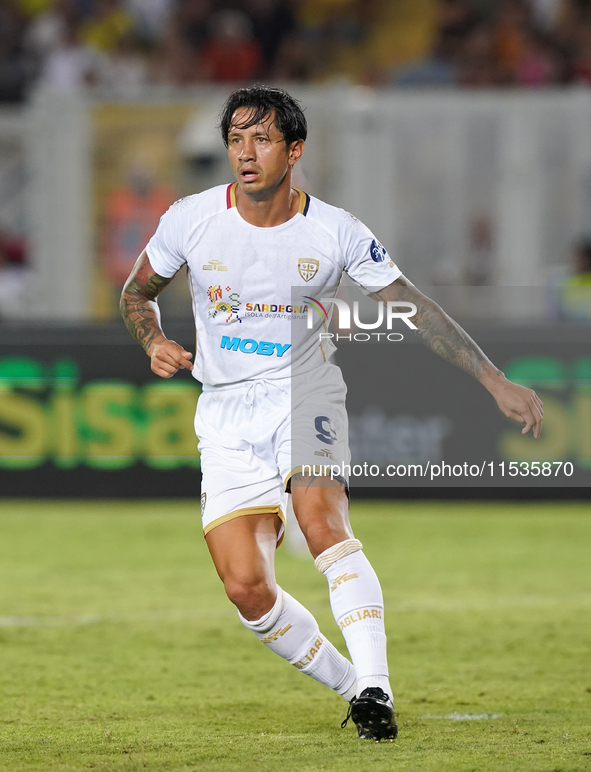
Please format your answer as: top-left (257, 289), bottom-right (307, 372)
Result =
top-left (218, 85), bottom-right (307, 147)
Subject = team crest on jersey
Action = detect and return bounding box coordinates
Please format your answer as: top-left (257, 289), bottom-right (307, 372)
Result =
top-left (207, 285), bottom-right (241, 323)
top-left (370, 239), bottom-right (388, 263)
top-left (298, 258), bottom-right (319, 282)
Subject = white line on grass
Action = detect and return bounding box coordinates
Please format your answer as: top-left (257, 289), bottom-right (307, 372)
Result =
top-left (1, 592), bottom-right (589, 629)
top-left (385, 593), bottom-right (591, 612)
top-left (0, 608), bottom-right (234, 628)
top-left (422, 713), bottom-right (503, 721)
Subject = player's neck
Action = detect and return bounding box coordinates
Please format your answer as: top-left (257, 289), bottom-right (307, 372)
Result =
top-left (235, 175), bottom-right (299, 228)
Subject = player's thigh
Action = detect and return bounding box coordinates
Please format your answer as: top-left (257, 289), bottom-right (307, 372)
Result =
top-left (205, 511), bottom-right (281, 589)
top-left (205, 512), bottom-right (282, 619)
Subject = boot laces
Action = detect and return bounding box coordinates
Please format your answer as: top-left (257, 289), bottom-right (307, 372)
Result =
top-left (341, 698), bottom-right (355, 729)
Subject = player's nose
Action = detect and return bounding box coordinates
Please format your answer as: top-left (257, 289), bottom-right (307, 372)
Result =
top-left (238, 139), bottom-right (255, 160)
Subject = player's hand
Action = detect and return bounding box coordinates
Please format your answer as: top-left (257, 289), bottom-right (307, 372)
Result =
top-left (148, 338), bottom-right (193, 378)
top-left (488, 377), bottom-right (544, 438)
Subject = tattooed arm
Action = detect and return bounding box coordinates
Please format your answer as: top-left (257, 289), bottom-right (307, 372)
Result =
top-left (120, 250), bottom-right (193, 379)
top-left (371, 276), bottom-right (543, 438)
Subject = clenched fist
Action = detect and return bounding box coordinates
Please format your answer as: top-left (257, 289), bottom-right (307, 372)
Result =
top-left (148, 337), bottom-right (194, 379)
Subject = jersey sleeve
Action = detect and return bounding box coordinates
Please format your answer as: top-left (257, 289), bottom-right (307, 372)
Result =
top-left (145, 199), bottom-right (188, 278)
top-left (338, 210), bottom-right (401, 292)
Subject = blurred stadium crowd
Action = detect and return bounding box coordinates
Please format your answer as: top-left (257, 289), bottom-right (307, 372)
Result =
top-left (3, 0), bottom-right (591, 100)
top-left (1, 0), bottom-right (591, 324)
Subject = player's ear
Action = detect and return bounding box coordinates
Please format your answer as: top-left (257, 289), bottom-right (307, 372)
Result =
top-left (288, 139), bottom-right (304, 166)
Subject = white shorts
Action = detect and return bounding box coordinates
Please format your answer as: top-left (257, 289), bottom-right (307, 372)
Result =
top-left (194, 363), bottom-right (350, 542)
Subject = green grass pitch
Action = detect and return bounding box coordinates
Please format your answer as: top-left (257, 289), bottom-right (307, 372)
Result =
top-left (1, 500), bottom-right (590, 772)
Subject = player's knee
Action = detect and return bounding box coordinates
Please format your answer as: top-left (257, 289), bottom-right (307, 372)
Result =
top-left (300, 519), bottom-right (352, 560)
top-left (292, 485), bottom-right (351, 558)
top-left (223, 575), bottom-right (276, 618)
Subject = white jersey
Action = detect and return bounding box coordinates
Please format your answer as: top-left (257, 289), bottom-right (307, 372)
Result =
top-left (146, 182), bottom-right (401, 386)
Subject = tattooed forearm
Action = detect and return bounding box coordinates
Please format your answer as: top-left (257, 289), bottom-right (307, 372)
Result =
top-left (372, 276), bottom-right (502, 385)
top-left (120, 251), bottom-right (174, 353)
top-left (411, 299), bottom-right (501, 381)
top-left (121, 291), bottom-right (163, 353)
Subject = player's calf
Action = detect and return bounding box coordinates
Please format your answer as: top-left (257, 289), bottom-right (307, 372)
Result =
top-left (239, 586), bottom-right (357, 701)
top-left (315, 539), bottom-right (394, 702)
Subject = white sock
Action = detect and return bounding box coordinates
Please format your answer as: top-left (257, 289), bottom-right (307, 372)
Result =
top-left (238, 586), bottom-right (357, 701)
top-left (315, 539), bottom-right (392, 701)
